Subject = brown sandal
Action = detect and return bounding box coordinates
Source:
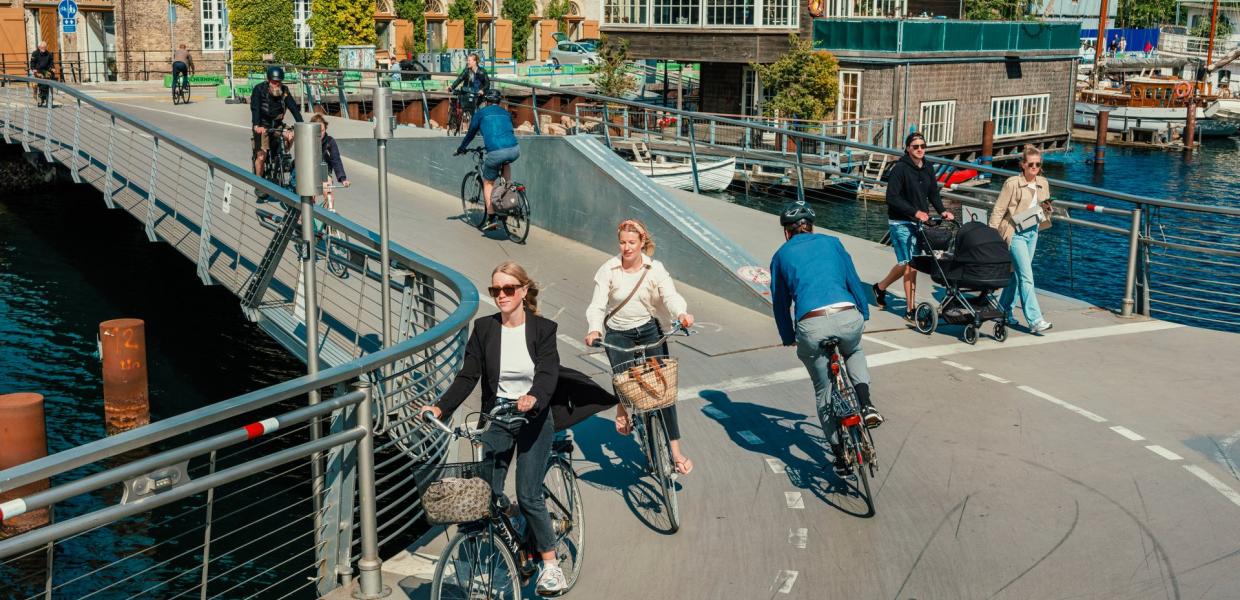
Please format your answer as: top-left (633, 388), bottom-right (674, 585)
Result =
top-left (674, 457), bottom-right (694, 475)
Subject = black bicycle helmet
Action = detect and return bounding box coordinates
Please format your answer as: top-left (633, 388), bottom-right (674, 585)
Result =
top-left (266, 66), bottom-right (285, 82)
top-left (483, 88), bottom-right (503, 104)
top-left (779, 200), bottom-right (816, 226)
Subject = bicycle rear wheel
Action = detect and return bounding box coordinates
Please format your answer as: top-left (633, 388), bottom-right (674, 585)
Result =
top-left (460, 173), bottom-right (485, 228)
top-left (503, 187), bottom-right (531, 244)
top-left (431, 528), bottom-right (521, 600)
top-left (542, 458), bottom-right (584, 594)
top-left (847, 425), bottom-right (875, 517)
top-left (648, 412), bottom-right (680, 533)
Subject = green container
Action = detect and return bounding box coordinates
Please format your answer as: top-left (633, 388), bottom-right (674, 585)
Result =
top-left (162, 74), bottom-right (224, 88)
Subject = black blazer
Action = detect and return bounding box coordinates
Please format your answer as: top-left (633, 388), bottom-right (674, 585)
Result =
top-left (436, 309), bottom-right (560, 419)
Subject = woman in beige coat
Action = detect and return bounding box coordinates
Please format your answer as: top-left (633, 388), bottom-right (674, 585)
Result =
top-left (988, 145), bottom-right (1053, 334)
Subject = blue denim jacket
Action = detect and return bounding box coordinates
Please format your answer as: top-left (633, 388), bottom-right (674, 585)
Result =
top-left (458, 105), bottom-right (518, 153)
top-left (770, 233), bottom-right (871, 345)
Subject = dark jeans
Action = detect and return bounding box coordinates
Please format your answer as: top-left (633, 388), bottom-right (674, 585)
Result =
top-left (172, 62), bottom-right (189, 88)
top-left (480, 408), bottom-right (556, 553)
top-left (603, 319), bottom-right (682, 440)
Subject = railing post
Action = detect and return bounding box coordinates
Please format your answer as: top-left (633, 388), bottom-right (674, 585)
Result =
top-left (70, 99), bottom-right (81, 183)
top-left (198, 450), bottom-right (218, 600)
top-left (686, 117), bottom-right (701, 194)
top-left (1120, 207), bottom-right (1142, 317)
top-left (601, 103), bottom-right (613, 148)
top-left (532, 87), bottom-right (541, 135)
top-left (1140, 207), bottom-right (1152, 315)
top-left (42, 90), bottom-right (53, 162)
top-left (103, 115), bottom-right (117, 208)
top-left (352, 381), bottom-right (390, 598)
top-left (144, 138), bottom-right (160, 242)
top-left (793, 137), bottom-right (806, 204)
top-left (337, 72), bottom-right (349, 120)
top-left (709, 120), bottom-right (716, 145)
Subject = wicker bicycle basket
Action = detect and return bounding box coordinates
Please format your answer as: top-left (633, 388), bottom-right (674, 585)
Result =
top-left (420, 460), bottom-right (494, 525)
top-left (611, 356), bottom-right (679, 414)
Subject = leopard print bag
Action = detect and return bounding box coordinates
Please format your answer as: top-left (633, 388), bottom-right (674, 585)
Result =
top-left (423, 476), bottom-right (492, 524)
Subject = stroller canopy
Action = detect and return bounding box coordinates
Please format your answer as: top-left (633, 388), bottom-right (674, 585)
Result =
top-left (953, 222), bottom-right (1010, 266)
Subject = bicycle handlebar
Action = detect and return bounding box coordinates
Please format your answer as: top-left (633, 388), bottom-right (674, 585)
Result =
top-left (420, 399), bottom-right (528, 440)
top-left (590, 322), bottom-right (693, 353)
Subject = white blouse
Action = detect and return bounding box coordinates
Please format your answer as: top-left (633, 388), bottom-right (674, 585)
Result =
top-left (496, 323), bottom-right (535, 399)
top-left (585, 255), bottom-right (689, 334)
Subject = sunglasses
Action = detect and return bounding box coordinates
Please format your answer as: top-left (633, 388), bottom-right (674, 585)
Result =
top-left (487, 284), bottom-right (526, 298)
top-left (1025, 162), bottom-right (1042, 168)
top-left (909, 143), bottom-right (926, 149)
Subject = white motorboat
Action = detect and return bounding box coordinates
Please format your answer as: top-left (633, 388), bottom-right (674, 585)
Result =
top-left (625, 142), bottom-right (736, 192)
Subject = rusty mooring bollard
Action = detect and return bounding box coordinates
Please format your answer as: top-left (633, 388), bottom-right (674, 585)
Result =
top-left (0, 392), bottom-right (51, 535)
top-left (99, 318), bottom-right (150, 434)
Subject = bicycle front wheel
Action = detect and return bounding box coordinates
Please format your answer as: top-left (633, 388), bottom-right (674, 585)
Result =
top-left (431, 528), bottom-right (521, 600)
top-left (543, 458), bottom-right (584, 594)
top-left (503, 188), bottom-right (531, 244)
top-left (460, 173), bottom-right (485, 228)
top-left (648, 412), bottom-right (680, 533)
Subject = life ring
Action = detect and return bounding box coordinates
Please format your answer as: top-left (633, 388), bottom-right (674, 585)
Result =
top-left (1174, 82), bottom-right (1191, 99)
top-left (807, 0), bottom-right (824, 17)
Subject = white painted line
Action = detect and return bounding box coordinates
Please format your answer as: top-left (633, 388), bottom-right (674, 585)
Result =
top-left (788, 528), bottom-right (808, 549)
top-left (678, 368), bottom-right (808, 401)
top-left (1109, 426), bottom-right (1146, 441)
top-left (784, 492), bottom-right (804, 509)
top-left (108, 102), bottom-right (249, 129)
top-left (1017, 385), bottom-right (1108, 423)
top-left (766, 458), bottom-right (786, 474)
top-left (1146, 445), bottom-right (1184, 461)
top-left (776, 570), bottom-right (799, 594)
top-left (701, 405), bottom-right (729, 420)
top-left (979, 373), bottom-right (1011, 384)
top-left (1183, 465), bottom-right (1240, 508)
top-left (556, 334), bottom-right (611, 367)
top-left (863, 335), bottom-right (907, 350)
top-left (941, 360), bottom-right (974, 371)
top-left (737, 430), bottom-right (763, 445)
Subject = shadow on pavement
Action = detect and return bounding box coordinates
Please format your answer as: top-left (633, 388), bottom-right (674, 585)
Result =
top-left (569, 414), bottom-right (679, 534)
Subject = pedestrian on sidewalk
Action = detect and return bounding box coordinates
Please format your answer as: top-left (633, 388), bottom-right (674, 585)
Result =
top-left (584, 219), bottom-right (696, 475)
top-left (988, 145), bottom-right (1053, 334)
top-left (872, 132), bottom-right (954, 320)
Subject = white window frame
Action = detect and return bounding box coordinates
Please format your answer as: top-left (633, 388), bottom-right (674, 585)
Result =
top-left (990, 94), bottom-right (1049, 139)
top-left (918, 100), bottom-right (955, 147)
top-left (602, 0), bottom-right (798, 27)
top-left (836, 69), bottom-right (862, 139)
top-left (294, 0), bottom-right (313, 49)
top-left (761, 0), bottom-right (796, 27)
top-left (705, 0), bottom-right (754, 27)
top-left (200, 0), bottom-right (226, 52)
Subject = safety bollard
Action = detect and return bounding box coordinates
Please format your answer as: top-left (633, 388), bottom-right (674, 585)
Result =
top-left (0, 393), bottom-right (51, 535)
top-left (100, 318), bottom-right (150, 434)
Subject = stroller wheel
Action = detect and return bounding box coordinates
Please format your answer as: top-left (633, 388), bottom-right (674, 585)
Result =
top-left (963, 324), bottom-right (979, 345)
top-left (993, 321), bottom-right (1008, 342)
top-left (913, 302), bottom-right (937, 335)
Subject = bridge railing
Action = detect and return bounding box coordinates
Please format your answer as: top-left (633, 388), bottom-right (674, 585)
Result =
top-left (0, 74), bottom-right (479, 599)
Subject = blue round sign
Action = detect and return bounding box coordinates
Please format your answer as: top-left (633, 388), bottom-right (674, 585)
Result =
top-left (57, 0), bottom-right (77, 19)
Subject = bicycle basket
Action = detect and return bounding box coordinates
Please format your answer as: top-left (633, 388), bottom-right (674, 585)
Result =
top-left (612, 357), bottom-right (679, 413)
top-left (421, 460), bottom-right (494, 525)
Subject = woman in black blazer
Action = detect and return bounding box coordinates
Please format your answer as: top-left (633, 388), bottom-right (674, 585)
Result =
top-left (420, 261), bottom-right (568, 595)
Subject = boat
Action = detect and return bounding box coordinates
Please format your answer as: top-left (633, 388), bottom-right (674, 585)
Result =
top-left (625, 142), bottom-right (736, 192)
top-left (1075, 76), bottom-right (1240, 137)
top-left (1217, 98), bottom-right (1240, 121)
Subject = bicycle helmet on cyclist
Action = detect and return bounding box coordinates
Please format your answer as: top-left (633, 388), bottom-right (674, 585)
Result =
top-left (483, 88), bottom-right (503, 104)
top-left (779, 200), bottom-right (816, 226)
top-left (266, 66), bottom-right (285, 83)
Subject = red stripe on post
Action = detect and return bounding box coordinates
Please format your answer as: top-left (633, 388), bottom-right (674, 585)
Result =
top-left (243, 422), bottom-right (265, 439)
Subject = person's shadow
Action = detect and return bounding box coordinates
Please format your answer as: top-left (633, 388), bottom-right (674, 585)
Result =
top-left (697, 390), bottom-right (874, 518)
top-left (569, 415), bottom-right (680, 534)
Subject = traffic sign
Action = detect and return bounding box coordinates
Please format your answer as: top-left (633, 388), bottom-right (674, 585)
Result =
top-left (57, 0), bottom-right (77, 19)
top-left (62, 17), bottom-right (76, 34)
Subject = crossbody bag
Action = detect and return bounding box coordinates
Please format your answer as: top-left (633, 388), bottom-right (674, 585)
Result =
top-left (1009, 183), bottom-right (1050, 231)
top-left (605, 264), bottom-right (652, 325)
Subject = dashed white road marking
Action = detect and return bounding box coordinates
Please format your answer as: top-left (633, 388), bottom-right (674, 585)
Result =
top-left (864, 335), bottom-right (907, 350)
top-left (788, 528), bottom-right (808, 549)
top-left (737, 430), bottom-right (763, 445)
top-left (784, 492), bottom-right (804, 509)
top-left (979, 372), bottom-right (1011, 384)
top-left (1017, 385), bottom-right (1108, 423)
top-left (941, 360), bottom-right (974, 371)
top-left (775, 570), bottom-right (799, 594)
top-left (556, 334), bottom-right (611, 367)
top-left (1146, 445), bottom-right (1184, 461)
top-left (1183, 465), bottom-right (1240, 508)
top-left (1109, 426), bottom-right (1146, 441)
top-left (701, 405), bottom-right (729, 420)
top-left (766, 458), bottom-right (786, 474)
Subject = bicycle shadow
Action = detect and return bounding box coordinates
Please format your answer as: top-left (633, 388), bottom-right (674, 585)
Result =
top-left (569, 415), bottom-right (680, 534)
top-left (697, 390), bottom-right (874, 518)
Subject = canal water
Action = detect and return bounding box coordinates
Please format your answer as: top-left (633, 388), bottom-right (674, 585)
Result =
top-left (720, 137), bottom-right (1240, 333)
top-left (0, 156), bottom-right (315, 597)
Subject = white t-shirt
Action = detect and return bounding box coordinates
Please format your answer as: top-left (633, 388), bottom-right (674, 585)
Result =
top-left (497, 323), bottom-right (535, 399)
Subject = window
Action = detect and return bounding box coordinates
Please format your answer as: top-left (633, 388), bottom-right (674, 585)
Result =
top-left (604, 0), bottom-right (647, 24)
top-left (919, 100), bottom-right (955, 147)
top-left (294, 0), bottom-right (313, 49)
top-left (652, 0), bottom-right (699, 25)
top-left (200, 0), bottom-right (226, 51)
top-left (990, 94), bottom-right (1049, 138)
top-left (705, 0), bottom-right (753, 25)
top-left (762, 0), bottom-right (796, 26)
top-left (741, 67), bottom-right (775, 116)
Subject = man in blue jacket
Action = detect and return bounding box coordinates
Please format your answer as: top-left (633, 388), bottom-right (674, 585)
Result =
top-left (455, 89), bottom-right (519, 231)
top-left (770, 201), bottom-right (882, 474)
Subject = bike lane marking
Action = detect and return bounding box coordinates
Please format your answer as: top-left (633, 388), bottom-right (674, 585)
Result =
top-left (1183, 465), bottom-right (1240, 508)
top-left (773, 570), bottom-right (799, 594)
top-left (555, 334), bottom-right (611, 367)
top-left (1016, 385), bottom-right (1108, 423)
top-left (1109, 426), bottom-right (1146, 441)
top-left (979, 372), bottom-right (1011, 383)
top-left (788, 528), bottom-right (808, 549)
top-left (784, 492), bottom-right (804, 509)
top-left (941, 360), bottom-right (974, 371)
top-left (765, 458), bottom-right (786, 474)
top-left (1145, 445), bottom-right (1184, 461)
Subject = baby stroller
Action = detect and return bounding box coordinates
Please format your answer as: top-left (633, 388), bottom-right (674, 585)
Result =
top-left (909, 218), bottom-right (1013, 344)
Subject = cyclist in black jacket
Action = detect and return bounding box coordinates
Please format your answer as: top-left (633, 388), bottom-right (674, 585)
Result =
top-left (448, 53), bottom-right (489, 117)
top-left (250, 66), bottom-right (304, 183)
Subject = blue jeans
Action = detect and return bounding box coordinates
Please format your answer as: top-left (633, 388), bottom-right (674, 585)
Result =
top-left (999, 226), bottom-right (1044, 326)
top-left (172, 62), bottom-right (189, 88)
top-left (794, 310), bottom-right (869, 445)
top-left (482, 145), bottom-right (519, 181)
top-left (481, 408), bottom-right (557, 553)
top-left (888, 221), bottom-right (917, 265)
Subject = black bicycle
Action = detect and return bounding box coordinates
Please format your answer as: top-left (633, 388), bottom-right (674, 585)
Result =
top-left (819, 336), bottom-right (878, 517)
top-left (256, 125), bottom-right (295, 191)
top-left (171, 74), bottom-right (191, 105)
top-left (32, 70), bottom-right (53, 108)
top-left (422, 401), bottom-right (584, 599)
top-left (459, 147), bottom-right (531, 244)
top-left (446, 90), bottom-right (477, 136)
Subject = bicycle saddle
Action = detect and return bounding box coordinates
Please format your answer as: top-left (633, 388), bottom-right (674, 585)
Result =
top-left (818, 336), bottom-right (842, 351)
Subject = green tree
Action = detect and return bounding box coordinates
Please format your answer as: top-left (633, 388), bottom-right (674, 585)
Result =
top-left (449, 0), bottom-right (478, 49)
top-left (1117, 0), bottom-right (1176, 28)
top-left (752, 35), bottom-right (839, 121)
top-left (397, 0), bottom-right (428, 54)
top-left (964, 0), bottom-right (1028, 21)
top-left (544, 0), bottom-right (571, 34)
top-left (502, 0), bottom-right (536, 61)
top-left (229, 0), bottom-right (298, 74)
top-left (1191, 17), bottom-right (1233, 39)
top-left (308, 0), bottom-right (378, 65)
top-left (592, 34), bottom-right (637, 99)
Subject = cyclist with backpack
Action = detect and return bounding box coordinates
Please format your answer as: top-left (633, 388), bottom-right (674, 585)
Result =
top-left (250, 66), bottom-right (303, 189)
top-left (454, 89), bottom-right (518, 231)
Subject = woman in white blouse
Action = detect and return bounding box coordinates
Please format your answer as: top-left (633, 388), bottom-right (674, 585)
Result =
top-left (584, 219), bottom-right (696, 474)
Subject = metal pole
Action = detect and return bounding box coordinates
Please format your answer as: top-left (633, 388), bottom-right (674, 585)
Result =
top-left (1094, 0), bottom-right (1109, 87)
top-left (293, 120), bottom-right (325, 545)
top-left (352, 381), bottom-right (390, 599)
top-left (686, 117), bottom-right (701, 194)
top-left (372, 87), bottom-right (393, 357)
top-left (793, 138), bottom-right (806, 204)
top-left (601, 103), bottom-right (612, 148)
top-left (1121, 207), bottom-right (1141, 317)
top-left (198, 450), bottom-right (217, 600)
top-left (532, 87), bottom-right (541, 135)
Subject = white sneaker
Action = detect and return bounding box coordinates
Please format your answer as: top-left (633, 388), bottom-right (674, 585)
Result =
top-left (536, 563), bottom-right (566, 596)
top-left (1031, 320), bottom-right (1054, 334)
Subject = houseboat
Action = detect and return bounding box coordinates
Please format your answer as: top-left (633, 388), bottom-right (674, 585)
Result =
top-left (1075, 75), bottom-right (1239, 137)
